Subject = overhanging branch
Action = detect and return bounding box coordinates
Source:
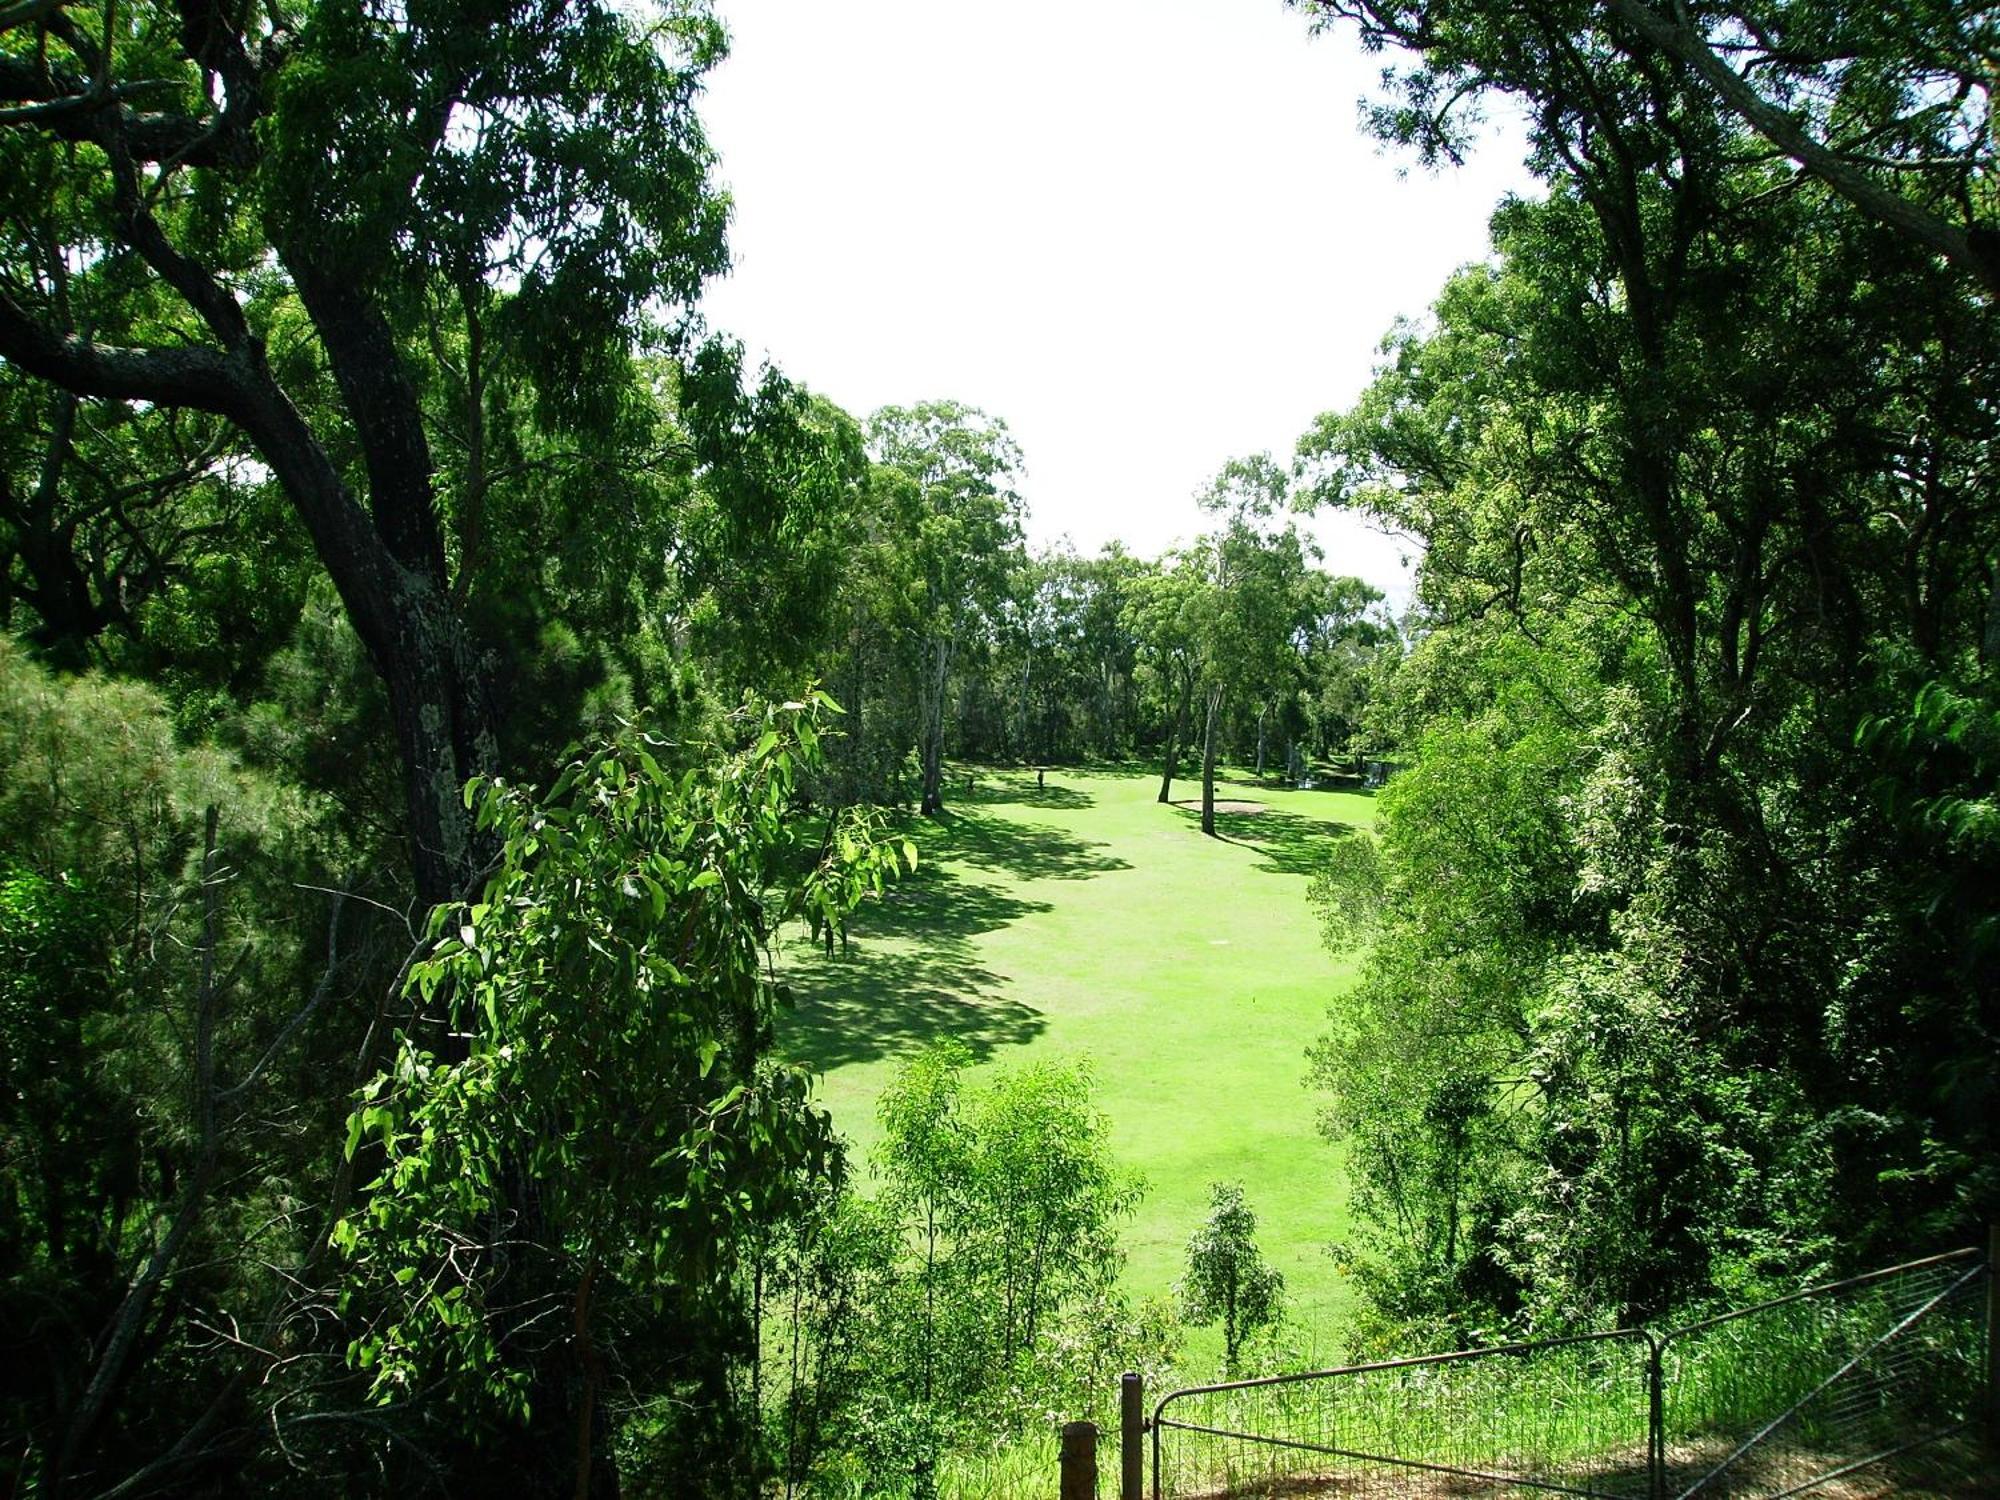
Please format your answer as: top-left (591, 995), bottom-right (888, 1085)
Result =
top-left (1602, 0), bottom-right (2000, 295)
top-left (0, 289), bottom-right (241, 413)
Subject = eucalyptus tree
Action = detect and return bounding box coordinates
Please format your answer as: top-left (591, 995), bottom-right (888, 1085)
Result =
top-left (871, 1045), bottom-right (1139, 1437)
top-left (1128, 552), bottom-right (1206, 802)
top-left (0, 9), bottom-right (916, 1491)
top-left (1187, 454), bottom-right (1327, 834)
top-left (1294, 30), bottom-right (2000, 1326)
top-left (338, 701), bottom-right (906, 1495)
top-left (990, 542), bottom-right (1146, 764)
top-left (0, 0), bottom-right (743, 907)
top-left (1076, 542), bottom-right (1148, 754)
top-left (866, 401), bottom-right (1024, 815)
top-left (996, 547), bottom-right (1069, 763)
top-left (1291, 0), bottom-right (2000, 295)
top-left (1282, 569), bottom-right (1391, 771)
top-left (1178, 1183), bottom-right (1286, 1376)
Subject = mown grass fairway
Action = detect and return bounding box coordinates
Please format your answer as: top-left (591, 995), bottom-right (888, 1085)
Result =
top-left (780, 763), bottom-right (1374, 1366)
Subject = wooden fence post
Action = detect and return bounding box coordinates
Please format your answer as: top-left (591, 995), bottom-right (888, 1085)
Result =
top-left (1121, 1371), bottom-right (1144, 1500)
top-left (1060, 1419), bottom-right (1098, 1500)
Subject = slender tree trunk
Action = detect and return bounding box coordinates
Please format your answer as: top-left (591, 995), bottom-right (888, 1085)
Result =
top-left (1255, 702), bottom-right (1268, 778)
top-left (1019, 649), bottom-right (1032, 764)
top-left (1200, 682), bottom-right (1224, 837)
top-left (1224, 1273), bottom-right (1240, 1376)
top-left (1983, 560), bottom-right (2000, 667)
top-left (921, 1202), bottom-right (937, 1403)
top-left (918, 633), bottom-right (952, 816)
top-left (572, 1259), bottom-right (601, 1500)
top-left (54, 810), bottom-right (225, 1494)
top-left (1158, 661), bottom-right (1193, 803)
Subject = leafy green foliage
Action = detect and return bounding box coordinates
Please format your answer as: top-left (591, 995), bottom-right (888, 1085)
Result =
top-left (1178, 1183), bottom-right (1286, 1375)
top-left (871, 1043), bottom-right (1142, 1402)
top-left (334, 694), bottom-right (907, 1485)
top-left (760, 1043), bottom-right (1157, 1494)
top-left (0, 637), bottom-right (345, 1492)
top-left (864, 402), bottom-right (1026, 816)
top-left (1296, 7), bottom-right (2000, 1339)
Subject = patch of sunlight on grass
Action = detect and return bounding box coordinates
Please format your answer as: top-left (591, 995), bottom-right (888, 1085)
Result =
top-left (779, 762), bottom-right (1376, 1373)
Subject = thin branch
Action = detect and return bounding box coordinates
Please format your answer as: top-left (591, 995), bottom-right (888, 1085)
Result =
top-left (219, 892), bottom-right (344, 1104)
top-left (1604, 0), bottom-right (2000, 294)
top-left (56, 807), bottom-right (228, 1490)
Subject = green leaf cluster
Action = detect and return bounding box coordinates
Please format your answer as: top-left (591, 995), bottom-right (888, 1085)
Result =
top-left (332, 693), bottom-right (906, 1477)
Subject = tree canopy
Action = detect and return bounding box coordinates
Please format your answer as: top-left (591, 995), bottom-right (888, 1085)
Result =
top-left (3, 0), bottom-right (1995, 1490)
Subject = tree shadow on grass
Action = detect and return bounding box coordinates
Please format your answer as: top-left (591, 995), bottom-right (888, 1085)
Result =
top-left (780, 798), bottom-right (1126, 1075)
top-left (781, 864), bottom-right (1051, 1074)
top-left (1217, 768), bottom-right (1379, 796)
top-left (782, 944), bottom-right (1045, 1074)
top-left (947, 771), bottom-right (1097, 813)
top-left (932, 806), bottom-right (1131, 882)
top-left (1172, 804), bottom-right (1357, 878)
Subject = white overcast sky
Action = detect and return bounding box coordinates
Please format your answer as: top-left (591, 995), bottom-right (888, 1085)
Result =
top-left (694, 0), bottom-right (1538, 608)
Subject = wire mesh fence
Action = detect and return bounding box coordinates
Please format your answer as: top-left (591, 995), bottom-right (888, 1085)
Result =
top-left (1657, 1247), bottom-right (1987, 1498)
top-left (1152, 1331), bottom-right (1656, 1499)
top-left (1145, 1242), bottom-right (1992, 1500)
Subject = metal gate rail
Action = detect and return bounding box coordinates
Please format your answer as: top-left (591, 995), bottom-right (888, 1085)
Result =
top-left (1145, 1240), bottom-right (1992, 1500)
top-left (1152, 1327), bottom-right (1655, 1499)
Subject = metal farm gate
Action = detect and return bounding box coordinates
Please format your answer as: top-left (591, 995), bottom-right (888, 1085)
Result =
top-left (1118, 1238), bottom-right (1994, 1500)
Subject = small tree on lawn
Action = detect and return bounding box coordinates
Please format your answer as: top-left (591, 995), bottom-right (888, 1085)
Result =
top-left (1178, 1182), bottom-right (1285, 1374)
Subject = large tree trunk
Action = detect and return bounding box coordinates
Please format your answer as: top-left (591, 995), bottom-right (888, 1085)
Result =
top-left (282, 252), bottom-right (495, 907)
top-left (0, 272), bottom-right (491, 911)
top-left (1200, 682), bottom-right (1224, 837)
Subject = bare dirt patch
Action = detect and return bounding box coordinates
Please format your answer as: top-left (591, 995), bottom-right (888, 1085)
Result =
top-left (1169, 1434), bottom-right (1996, 1498)
top-left (1172, 798), bottom-right (1267, 815)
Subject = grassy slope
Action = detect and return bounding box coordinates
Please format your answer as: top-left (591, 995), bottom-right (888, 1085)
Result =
top-left (779, 762), bottom-right (1374, 1367)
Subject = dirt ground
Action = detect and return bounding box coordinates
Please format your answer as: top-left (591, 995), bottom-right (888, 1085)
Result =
top-left (1169, 1434), bottom-right (1998, 1498)
top-left (1172, 798), bottom-right (1267, 815)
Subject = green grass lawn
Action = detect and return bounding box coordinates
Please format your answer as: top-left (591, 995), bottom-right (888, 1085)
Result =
top-left (778, 761), bottom-right (1374, 1373)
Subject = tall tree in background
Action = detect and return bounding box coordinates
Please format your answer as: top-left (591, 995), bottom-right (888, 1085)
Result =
top-left (990, 543), bottom-right (1146, 765)
top-left (1189, 455), bottom-right (1322, 835)
top-left (867, 401), bottom-right (1024, 816)
top-left (1131, 552), bottom-right (1209, 803)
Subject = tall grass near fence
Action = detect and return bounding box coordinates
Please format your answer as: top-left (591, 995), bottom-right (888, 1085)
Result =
top-left (1146, 1246), bottom-right (1989, 1500)
top-left (852, 1246), bottom-right (1988, 1499)
top-left (1655, 1249), bottom-right (1986, 1496)
top-left (1154, 1333), bottom-right (1655, 1499)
